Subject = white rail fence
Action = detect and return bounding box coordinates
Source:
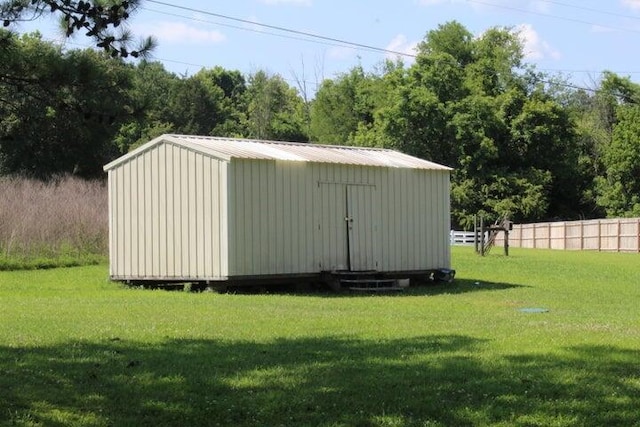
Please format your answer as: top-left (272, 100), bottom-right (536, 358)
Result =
top-left (450, 230), bottom-right (480, 246)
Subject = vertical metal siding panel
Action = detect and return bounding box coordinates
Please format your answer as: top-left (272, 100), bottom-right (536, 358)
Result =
top-left (123, 162), bottom-right (131, 277)
top-left (268, 161), bottom-right (277, 274)
top-left (283, 163), bottom-right (294, 272)
top-left (237, 161), bottom-right (247, 275)
top-left (419, 171), bottom-right (429, 270)
top-left (226, 161), bottom-right (235, 276)
top-left (435, 171), bottom-right (443, 267)
top-left (389, 170), bottom-right (400, 270)
top-left (291, 164), bottom-right (302, 273)
top-left (379, 168), bottom-right (389, 271)
top-left (116, 167), bottom-right (124, 277)
top-left (151, 147), bottom-right (159, 276)
top-left (158, 144), bottom-right (167, 278)
top-left (443, 172), bottom-right (452, 268)
top-left (286, 163), bottom-right (296, 273)
top-left (137, 155), bottom-right (146, 276)
top-left (208, 158), bottom-right (218, 277)
top-left (195, 153), bottom-right (205, 276)
top-left (243, 161), bottom-right (254, 274)
top-left (130, 159), bottom-right (140, 276)
top-left (433, 171), bottom-right (442, 268)
top-left (179, 148), bottom-right (189, 277)
top-left (254, 161), bottom-right (264, 274)
top-left (312, 164), bottom-right (322, 270)
top-left (110, 170), bottom-right (117, 276)
top-left (429, 171), bottom-right (438, 268)
top-left (304, 166), bottom-right (315, 272)
top-left (434, 171), bottom-right (442, 267)
top-left (188, 151), bottom-right (198, 276)
top-left (418, 172), bottom-right (427, 269)
top-left (245, 160), bottom-right (256, 274)
top-left (391, 169), bottom-right (401, 271)
top-left (216, 159), bottom-right (225, 278)
top-left (374, 168), bottom-right (388, 270)
top-left (107, 171), bottom-right (115, 276)
top-left (240, 160), bottom-right (254, 274)
top-left (219, 162), bottom-right (229, 277)
top-left (230, 160), bottom-right (245, 276)
top-left (420, 171), bottom-right (430, 269)
top-left (396, 170), bottom-right (406, 271)
top-left (144, 150), bottom-right (153, 276)
top-left (267, 162), bottom-right (277, 273)
top-left (273, 162), bottom-right (283, 273)
top-left (166, 144), bottom-right (176, 277)
top-left (123, 162), bottom-right (131, 276)
top-left (432, 171), bottom-right (440, 268)
top-left (403, 170), bottom-right (411, 271)
top-left (256, 161), bottom-right (265, 274)
top-left (318, 165), bottom-right (329, 270)
top-left (406, 171), bottom-right (416, 270)
top-left (369, 168), bottom-right (378, 271)
top-left (436, 172), bottom-right (444, 268)
top-left (412, 171), bottom-right (422, 270)
top-left (203, 157), bottom-right (213, 277)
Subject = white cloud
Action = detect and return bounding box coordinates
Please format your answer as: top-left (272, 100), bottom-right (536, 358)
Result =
top-left (327, 46), bottom-right (354, 60)
top-left (418, 0), bottom-right (551, 12)
top-left (259, 0), bottom-right (312, 6)
top-left (385, 34), bottom-right (418, 62)
top-left (516, 23), bottom-right (561, 61)
top-left (591, 24), bottom-right (616, 33)
top-left (140, 22), bottom-right (226, 44)
top-left (529, 1), bottom-right (551, 13)
top-left (621, 0), bottom-right (640, 10)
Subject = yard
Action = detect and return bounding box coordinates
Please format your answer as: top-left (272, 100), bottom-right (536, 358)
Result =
top-left (1, 247), bottom-right (639, 426)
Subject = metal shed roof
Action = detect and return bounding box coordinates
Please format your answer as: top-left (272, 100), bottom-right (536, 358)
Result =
top-left (104, 134), bottom-right (452, 171)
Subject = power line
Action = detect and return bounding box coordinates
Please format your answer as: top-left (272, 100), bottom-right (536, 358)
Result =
top-left (141, 6), bottom-right (395, 57)
top-left (465, 0), bottom-right (640, 34)
top-left (145, 0), bottom-right (416, 58)
top-left (536, 0), bottom-right (640, 22)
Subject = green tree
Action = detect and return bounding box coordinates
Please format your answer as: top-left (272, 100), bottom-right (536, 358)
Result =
top-left (246, 70), bottom-right (307, 142)
top-left (1, 0), bottom-right (154, 57)
top-left (595, 104), bottom-right (640, 216)
top-left (195, 66), bottom-right (247, 137)
top-left (113, 60), bottom-right (178, 152)
top-left (0, 31), bottom-right (133, 178)
top-left (342, 22), bottom-right (582, 227)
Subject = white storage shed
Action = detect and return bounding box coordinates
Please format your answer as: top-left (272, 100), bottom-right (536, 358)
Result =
top-left (103, 134), bottom-right (452, 284)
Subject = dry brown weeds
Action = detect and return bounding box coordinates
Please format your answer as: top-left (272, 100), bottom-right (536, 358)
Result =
top-left (0, 176), bottom-right (108, 259)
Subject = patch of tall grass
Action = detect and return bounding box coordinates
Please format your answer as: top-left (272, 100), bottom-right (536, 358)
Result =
top-left (0, 175), bottom-right (108, 270)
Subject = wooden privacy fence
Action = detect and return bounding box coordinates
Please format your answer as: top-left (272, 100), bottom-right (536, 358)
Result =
top-left (493, 218), bottom-right (640, 252)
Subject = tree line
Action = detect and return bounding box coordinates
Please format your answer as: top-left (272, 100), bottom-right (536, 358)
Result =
top-left (2, 22), bottom-right (640, 228)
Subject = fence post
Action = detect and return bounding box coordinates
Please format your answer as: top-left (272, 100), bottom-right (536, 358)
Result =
top-left (617, 219), bottom-right (621, 252)
top-left (519, 224), bottom-right (522, 248)
top-left (474, 215), bottom-right (479, 253)
top-left (533, 223), bottom-right (536, 249)
top-left (598, 220), bottom-right (602, 252)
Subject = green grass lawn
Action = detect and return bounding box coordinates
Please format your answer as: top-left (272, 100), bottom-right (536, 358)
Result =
top-left (1, 247), bottom-right (639, 426)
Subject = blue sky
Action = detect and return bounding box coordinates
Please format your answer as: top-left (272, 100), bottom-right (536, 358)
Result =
top-left (14, 0), bottom-right (640, 93)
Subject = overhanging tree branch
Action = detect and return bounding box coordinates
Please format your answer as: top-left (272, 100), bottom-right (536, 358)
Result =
top-left (1, 0), bottom-right (156, 58)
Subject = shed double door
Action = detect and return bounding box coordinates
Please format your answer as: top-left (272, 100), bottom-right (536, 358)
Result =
top-left (319, 183), bottom-right (376, 271)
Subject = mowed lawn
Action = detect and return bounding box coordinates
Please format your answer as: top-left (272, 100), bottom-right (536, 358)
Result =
top-left (1, 247), bottom-right (639, 427)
